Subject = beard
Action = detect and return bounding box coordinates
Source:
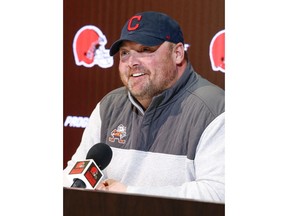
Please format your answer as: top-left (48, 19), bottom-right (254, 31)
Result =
top-left (126, 65), bottom-right (177, 101)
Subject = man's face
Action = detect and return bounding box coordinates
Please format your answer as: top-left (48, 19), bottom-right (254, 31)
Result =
top-left (118, 41), bottom-right (179, 101)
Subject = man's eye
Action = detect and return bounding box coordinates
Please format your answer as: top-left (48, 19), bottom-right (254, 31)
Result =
top-left (140, 47), bottom-right (151, 52)
top-left (120, 50), bottom-right (129, 56)
top-left (140, 45), bottom-right (160, 53)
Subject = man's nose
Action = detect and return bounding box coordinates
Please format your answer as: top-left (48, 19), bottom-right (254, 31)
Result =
top-left (127, 51), bottom-right (141, 68)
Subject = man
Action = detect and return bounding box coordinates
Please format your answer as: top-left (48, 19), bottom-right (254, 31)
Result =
top-left (63, 11), bottom-right (225, 202)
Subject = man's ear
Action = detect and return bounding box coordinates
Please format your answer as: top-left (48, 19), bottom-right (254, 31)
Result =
top-left (174, 43), bottom-right (185, 64)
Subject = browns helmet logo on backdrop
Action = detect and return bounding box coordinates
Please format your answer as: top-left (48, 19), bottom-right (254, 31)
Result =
top-left (209, 30), bottom-right (225, 73)
top-left (73, 25), bottom-right (113, 68)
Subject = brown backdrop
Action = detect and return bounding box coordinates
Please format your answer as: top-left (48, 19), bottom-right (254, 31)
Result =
top-left (63, 0), bottom-right (225, 168)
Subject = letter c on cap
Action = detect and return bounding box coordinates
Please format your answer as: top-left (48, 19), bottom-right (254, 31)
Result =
top-left (127, 15), bottom-right (142, 31)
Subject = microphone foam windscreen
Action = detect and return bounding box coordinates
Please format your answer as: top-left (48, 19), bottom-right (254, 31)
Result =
top-left (86, 143), bottom-right (113, 170)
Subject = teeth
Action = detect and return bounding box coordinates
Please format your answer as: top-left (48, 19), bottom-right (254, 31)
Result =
top-left (131, 73), bottom-right (144, 77)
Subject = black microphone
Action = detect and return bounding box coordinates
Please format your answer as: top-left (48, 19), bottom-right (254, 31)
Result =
top-left (68, 143), bottom-right (112, 189)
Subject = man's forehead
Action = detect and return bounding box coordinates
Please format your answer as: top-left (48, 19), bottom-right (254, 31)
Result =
top-left (119, 40), bottom-right (164, 50)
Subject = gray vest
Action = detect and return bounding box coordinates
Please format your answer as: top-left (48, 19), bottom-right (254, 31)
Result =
top-left (99, 63), bottom-right (224, 160)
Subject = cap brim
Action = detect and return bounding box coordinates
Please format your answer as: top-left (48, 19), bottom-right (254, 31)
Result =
top-left (109, 34), bottom-right (164, 56)
top-left (109, 39), bottom-right (124, 56)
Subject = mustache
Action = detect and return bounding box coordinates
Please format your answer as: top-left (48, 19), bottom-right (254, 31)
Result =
top-left (129, 66), bottom-right (149, 76)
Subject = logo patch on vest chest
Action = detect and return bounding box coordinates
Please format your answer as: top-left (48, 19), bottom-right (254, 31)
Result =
top-left (108, 124), bottom-right (127, 144)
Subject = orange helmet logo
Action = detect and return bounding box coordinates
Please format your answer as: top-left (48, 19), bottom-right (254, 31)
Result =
top-left (209, 30), bottom-right (225, 73)
top-left (73, 25), bottom-right (113, 68)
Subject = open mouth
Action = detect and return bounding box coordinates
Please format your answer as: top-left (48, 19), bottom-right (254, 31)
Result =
top-left (131, 73), bottom-right (145, 77)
